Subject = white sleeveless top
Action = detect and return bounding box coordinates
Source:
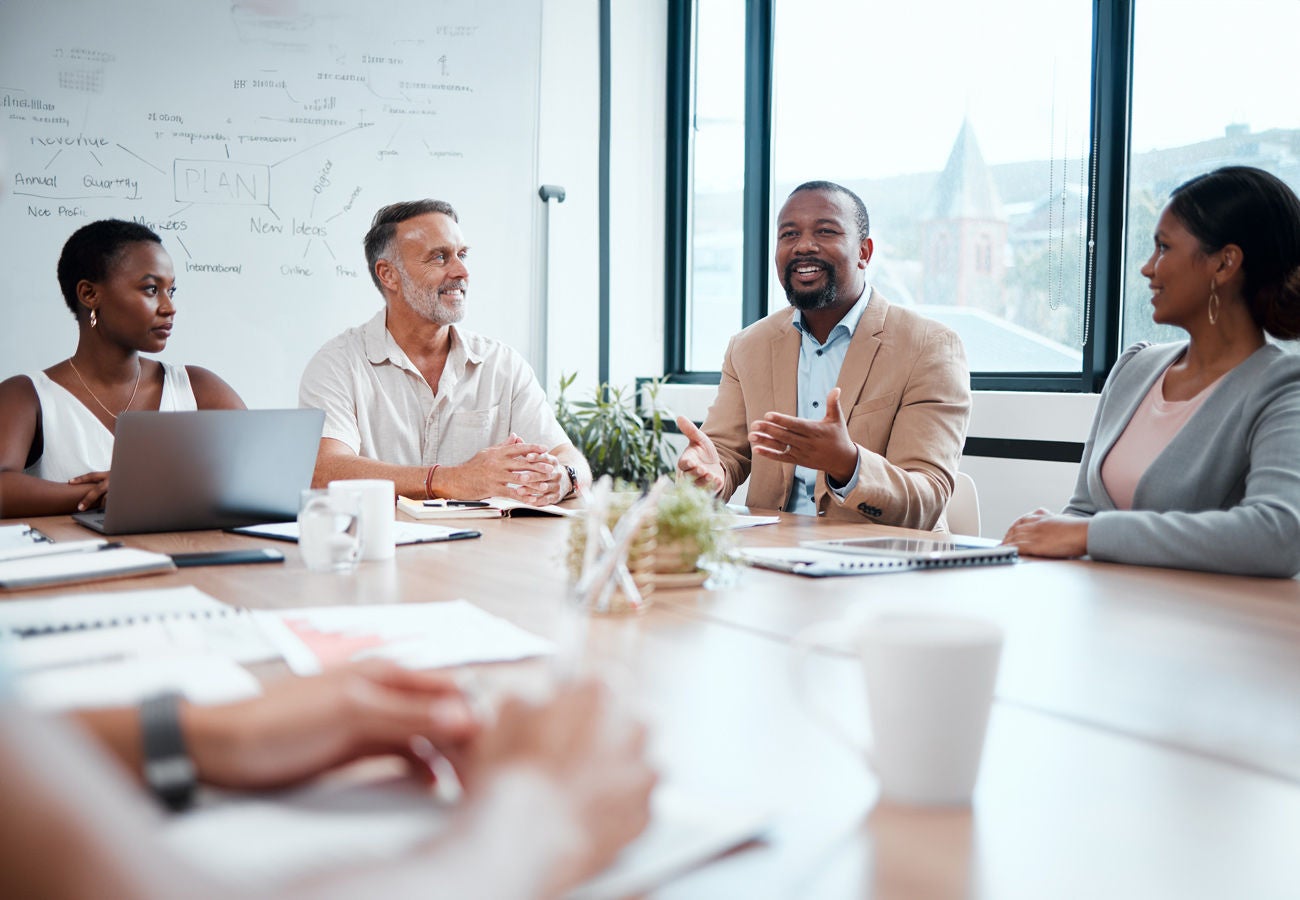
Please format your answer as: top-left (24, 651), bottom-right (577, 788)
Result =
top-left (24, 362), bottom-right (198, 483)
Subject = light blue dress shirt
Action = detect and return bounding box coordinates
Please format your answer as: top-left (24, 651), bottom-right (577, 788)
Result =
top-left (785, 287), bottom-right (870, 515)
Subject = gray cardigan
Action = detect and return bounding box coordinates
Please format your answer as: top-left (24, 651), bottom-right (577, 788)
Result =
top-left (1065, 341), bottom-right (1300, 577)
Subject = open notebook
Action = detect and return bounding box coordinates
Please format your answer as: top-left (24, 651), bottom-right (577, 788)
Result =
top-left (744, 537), bottom-right (1018, 577)
top-left (397, 495), bottom-right (578, 520)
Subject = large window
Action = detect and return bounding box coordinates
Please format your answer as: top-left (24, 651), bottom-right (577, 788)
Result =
top-left (1122, 0), bottom-right (1300, 348)
top-left (770, 0), bottom-right (1093, 375)
top-left (668, 0), bottom-right (1300, 390)
top-left (685, 0), bottom-right (748, 372)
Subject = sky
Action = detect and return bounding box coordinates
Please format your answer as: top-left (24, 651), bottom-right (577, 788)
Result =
top-left (693, 0), bottom-right (1300, 189)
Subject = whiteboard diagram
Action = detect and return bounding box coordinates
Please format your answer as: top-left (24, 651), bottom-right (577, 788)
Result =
top-left (0, 0), bottom-right (543, 408)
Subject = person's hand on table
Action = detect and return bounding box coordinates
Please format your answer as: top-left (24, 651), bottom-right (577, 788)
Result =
top-left (749, 387), bottom-right (858, 484)
top-left (68, 470), bottom-right (110, 511)
top-left (439, 434), bottom-right (557, 503)
top-left (1001, 508), bottom-right (1090, 558)
top-left (675, 416), bottom-right (724, 493)
top-left (181, 660), bottom-right (479, 790)
top-left (458, 679), bottom-right (657, 894)
top-left (500, 433), bottom-right (567, 507)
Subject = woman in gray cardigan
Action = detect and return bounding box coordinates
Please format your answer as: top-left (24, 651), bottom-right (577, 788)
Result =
top-left (1004, 166), bottom-right (1300, 577)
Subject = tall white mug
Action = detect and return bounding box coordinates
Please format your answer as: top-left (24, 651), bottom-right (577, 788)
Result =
top-left (328, 479), bottom-right (396, 561)
top-left (792, 613), bottom-right (1003, 806)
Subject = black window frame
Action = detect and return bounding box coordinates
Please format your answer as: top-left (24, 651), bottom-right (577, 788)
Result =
top-left (664, 0), bottom-right (1134, 393)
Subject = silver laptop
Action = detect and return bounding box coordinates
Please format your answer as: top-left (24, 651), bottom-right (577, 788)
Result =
top-left (73, 409), bottom-right (324, 535)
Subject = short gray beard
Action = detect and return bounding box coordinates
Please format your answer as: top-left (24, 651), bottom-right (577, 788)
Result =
top-left (395, 259), bottom-right (465, 326)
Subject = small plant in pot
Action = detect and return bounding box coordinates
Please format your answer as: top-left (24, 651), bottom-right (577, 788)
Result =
top-left (564, 478), bottom-right (735, 604)
top-left (556, 375), bottom-right (734, 588)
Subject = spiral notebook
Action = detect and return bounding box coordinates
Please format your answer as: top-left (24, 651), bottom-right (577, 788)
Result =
top-left (0, 586), bottom-right (242, 637)
top-left (0, 586), bottom-right (279, 670)
top-left (743, 537), bottom-right (1017, 577)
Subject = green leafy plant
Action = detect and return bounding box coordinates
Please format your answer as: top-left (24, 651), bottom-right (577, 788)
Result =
top-left (565, 479), bottom-right (735, 580)
top-left (554, 373), bottom-right (674, 486)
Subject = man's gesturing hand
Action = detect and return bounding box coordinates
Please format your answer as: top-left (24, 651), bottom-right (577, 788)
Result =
top-left (748, 387), bottom-right (858, 484)
top-left (674, 416), bottom-right (724, 494)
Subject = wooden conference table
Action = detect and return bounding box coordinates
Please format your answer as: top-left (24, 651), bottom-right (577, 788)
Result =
top-left (8, 511), bottom-right (1300, 899)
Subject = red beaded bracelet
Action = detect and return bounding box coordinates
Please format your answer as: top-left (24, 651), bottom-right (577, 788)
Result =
top-left (425, 464), bottom-right (440, 499)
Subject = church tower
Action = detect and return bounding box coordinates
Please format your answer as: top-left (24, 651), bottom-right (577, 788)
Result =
top-left (921, 120), bottom-right (1008, 311)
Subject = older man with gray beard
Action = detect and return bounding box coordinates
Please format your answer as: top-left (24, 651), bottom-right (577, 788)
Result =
top-left (300, 200), bottom-right (589, 503)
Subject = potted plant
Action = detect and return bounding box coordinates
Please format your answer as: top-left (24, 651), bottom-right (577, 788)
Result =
top-left (555, 376), bottom-right (733, 594)
top-left (554, 373), bottom-right (673, 487)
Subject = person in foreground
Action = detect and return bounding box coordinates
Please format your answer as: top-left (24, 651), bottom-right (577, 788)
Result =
top-left (0, 219), bottom-right (244, 518)
top-left (0, 660), bottom-right (655, 899)
top-left (300, 199), bottom-right (590, 505)
top-left (1003, 166), bottom-right (1300, 577)
top-left (676, 181), bottom-right (971, 528)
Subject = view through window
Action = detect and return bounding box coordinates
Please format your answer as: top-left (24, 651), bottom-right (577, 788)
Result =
top-left (1122, 0), bottom-right (1300, 348)
top-left (685, 0), bottom-right (1095, 374)
top-left (685, 0), bottom-right (747, 372)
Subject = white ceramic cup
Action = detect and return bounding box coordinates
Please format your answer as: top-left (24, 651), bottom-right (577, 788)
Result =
top-left (792, 613), bottom-right (1003, 806)
top-left (328, 479), bottom-right (396, 561)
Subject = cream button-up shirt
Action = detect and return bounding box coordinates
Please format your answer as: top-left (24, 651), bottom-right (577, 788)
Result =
top-left (299, 309), bottom-right (569, 466)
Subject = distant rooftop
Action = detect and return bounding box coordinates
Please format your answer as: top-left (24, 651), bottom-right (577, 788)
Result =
top-left (915, 305), bottom-right (1081, 372)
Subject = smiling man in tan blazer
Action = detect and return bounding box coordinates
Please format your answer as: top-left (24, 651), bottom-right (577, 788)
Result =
top-left (676, 181), bottom-right (970, 529)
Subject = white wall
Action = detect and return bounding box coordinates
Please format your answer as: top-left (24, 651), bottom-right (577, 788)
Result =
top-left (538, 0), bottom-right (601, 396)
top-left (606, 0), bottom-right (668, 389)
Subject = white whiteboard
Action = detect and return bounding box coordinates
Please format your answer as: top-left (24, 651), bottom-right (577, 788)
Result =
top-left (0, 0), bottom-right (542, 408)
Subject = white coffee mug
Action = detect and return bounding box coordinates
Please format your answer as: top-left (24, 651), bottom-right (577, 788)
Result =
top-left (328, 479), bottom-right (396, 561)
top-left (791, 613), bottom-right (1003, 806)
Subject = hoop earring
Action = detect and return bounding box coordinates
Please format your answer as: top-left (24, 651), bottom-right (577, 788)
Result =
top-left (1208, 281), bottom-right (1220, 326)
top-left (89, 309), bottom-right (98, 329)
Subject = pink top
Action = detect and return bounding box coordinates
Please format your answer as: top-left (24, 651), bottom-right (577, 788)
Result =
top-left (1100, 365), bottom-right (1222, 510)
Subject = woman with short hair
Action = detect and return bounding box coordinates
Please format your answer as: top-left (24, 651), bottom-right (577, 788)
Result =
top-left (0, 219), bottom-right (244, 517)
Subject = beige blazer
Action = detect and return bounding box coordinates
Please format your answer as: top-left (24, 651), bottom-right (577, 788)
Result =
top-left (701, 291), bottom-right (971, 529)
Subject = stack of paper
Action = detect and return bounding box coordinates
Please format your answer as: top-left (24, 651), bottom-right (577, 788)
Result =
top-left (256, 600), bottom-right (556, 675)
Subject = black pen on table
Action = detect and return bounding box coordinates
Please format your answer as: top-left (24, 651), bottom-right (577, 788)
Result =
top-left (423, 499), bottom-right (491, 508)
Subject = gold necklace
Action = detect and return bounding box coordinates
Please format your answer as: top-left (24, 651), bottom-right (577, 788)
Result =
top-left (68, 358), bottom-right (143, 420)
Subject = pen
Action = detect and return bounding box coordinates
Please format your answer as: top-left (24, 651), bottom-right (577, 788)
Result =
top-left (0, 540), bottom-right (122, 563)
top-left (423, 500), bottom-right (492, 508)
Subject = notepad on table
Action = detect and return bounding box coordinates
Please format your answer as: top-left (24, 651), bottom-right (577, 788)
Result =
top-left (255, 599), bottom-right (555, 675)
top-left (0, 586), bottom-right (278, 664)
top-left (396, 495), bottom-right (578, 520)
top-left (0, 545), bottom-right (176, 590)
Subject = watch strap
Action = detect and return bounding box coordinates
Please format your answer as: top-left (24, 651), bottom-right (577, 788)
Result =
top-left (563, 464), bottom-right (578, 499)
top-left (140, 691), bottom-right (196, 812)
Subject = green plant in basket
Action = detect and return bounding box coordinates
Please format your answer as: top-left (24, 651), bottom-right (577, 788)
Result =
top-left (652, 479), bottom-right (735, 573)
top-left (565, 479), bottom-right (734, 581)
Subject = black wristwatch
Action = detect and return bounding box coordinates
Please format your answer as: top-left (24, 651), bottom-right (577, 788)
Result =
top-left (562, 464), bottom-right (579, 499)
top-left (140, 692), bottom-right (197, 812)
